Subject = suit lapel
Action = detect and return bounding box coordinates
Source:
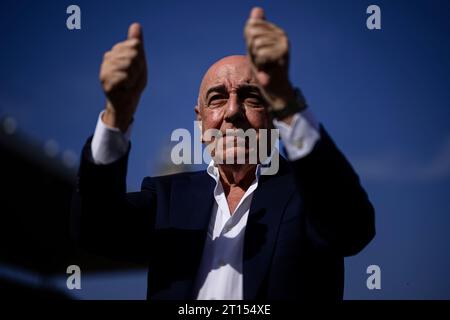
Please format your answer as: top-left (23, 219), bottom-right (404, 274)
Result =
top-left (243, 158), bottom-right (295, 299)
top-left (166, 172), bottom-right (215, 299)
top-left (170, 172), bottom-right (215, 230)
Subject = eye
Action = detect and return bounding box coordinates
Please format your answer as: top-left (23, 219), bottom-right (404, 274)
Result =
top-left (244, 95), bottom-right (264, 108)
top-left (207, 95), bottom-right (227, 108)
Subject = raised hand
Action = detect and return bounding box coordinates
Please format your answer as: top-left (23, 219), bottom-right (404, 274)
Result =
top-left (100, 23), bottom-right (148, 131)
top-left (244, 7), bottom-right (300, 117)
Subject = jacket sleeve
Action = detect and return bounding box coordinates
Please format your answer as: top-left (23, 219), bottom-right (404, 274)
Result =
top-left (289, 126), bottom-right (376, 257)
top-left (70, 137), bottom-right (156, 263)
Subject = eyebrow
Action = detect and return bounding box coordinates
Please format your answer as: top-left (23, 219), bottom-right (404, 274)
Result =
top-left (205, 84), bottom-right (228, 100)
top-left (204, 83), bottom-right (262, 100)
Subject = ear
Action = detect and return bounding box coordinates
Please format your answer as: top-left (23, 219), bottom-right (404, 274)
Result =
top-left (194, 105), bottom-right (203, 142)
top-left (194, 104), bottom-right (201, 121)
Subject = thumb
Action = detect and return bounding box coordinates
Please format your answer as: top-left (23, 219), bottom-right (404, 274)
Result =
top-left (249, 7), bottom-right (265, 20)
top-left (128, 22), bottom-right (143, 41)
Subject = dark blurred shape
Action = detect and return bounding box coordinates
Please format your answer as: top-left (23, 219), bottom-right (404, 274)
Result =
top-left (0, 277), bottom-right (70, 299)
top-left (0, 115), bottom-right (145, 299)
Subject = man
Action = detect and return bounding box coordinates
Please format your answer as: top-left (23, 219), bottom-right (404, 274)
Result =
top-left (72, 7), bottom-right (375, 300)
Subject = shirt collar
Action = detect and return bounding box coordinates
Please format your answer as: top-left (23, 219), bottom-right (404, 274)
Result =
top-left (206, 160), bottom-right (262, 184)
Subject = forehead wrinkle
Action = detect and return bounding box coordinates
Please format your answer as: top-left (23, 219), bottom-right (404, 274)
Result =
top-left (212, 69), bottom-right (254, 90)
top-left (205, 80), bottom-right (259, 100)
top-left (198, 55), bottom-right (254, 105)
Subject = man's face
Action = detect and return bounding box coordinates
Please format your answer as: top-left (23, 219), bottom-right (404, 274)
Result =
top-left (195, 55), bottom-right (272, 164)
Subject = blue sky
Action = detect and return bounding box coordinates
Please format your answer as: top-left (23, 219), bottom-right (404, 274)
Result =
top-left (1, 0), bottom-right (450, 299)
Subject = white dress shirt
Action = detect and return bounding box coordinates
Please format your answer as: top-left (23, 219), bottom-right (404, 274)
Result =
top-left (90, 109), bottom-right (320, 299)
top-left (194, 161), bottom-right (260, 299)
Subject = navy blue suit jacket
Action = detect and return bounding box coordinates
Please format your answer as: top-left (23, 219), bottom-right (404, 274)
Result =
top-left (71, 126), bottom-right (375, 300)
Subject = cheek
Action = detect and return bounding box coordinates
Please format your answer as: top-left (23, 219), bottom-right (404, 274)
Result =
top-left (201, 109), bottom-right (223, 132)
top-left (246, 108), bottom-right (271, 129)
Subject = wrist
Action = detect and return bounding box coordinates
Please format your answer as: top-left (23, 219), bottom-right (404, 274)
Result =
top-left (103, 104), bottom-right (134, 132)
top-left (268, 87), bottom-right (307, 121)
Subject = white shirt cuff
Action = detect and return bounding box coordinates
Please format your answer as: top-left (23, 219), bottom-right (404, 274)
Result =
top-left (273, 108), bottom-right (321, 161)
top-left (91, 111), bottom-right (132, 164)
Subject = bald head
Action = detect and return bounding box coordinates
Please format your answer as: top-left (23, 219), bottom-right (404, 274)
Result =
top-left (197, 55), bottom-right (256, 108)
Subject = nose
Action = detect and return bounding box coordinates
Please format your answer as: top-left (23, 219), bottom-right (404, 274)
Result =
top-left (224, 93), bottom-right (245, 124)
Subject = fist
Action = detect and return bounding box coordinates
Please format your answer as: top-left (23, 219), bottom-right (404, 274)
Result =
top-left (244, 8), bottom-right (295, 111)
top-left (100, 23), bottom-right (147, 131)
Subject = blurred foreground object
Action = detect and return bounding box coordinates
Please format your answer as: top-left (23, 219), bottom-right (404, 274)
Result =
top-left (0, 115), bottom-right (145, 299)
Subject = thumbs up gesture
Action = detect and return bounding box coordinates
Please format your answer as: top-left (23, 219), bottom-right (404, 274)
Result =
top-left (244, 8), bottom-right (300, 117)
top-left (100, 23), bottom-right (148, 131)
